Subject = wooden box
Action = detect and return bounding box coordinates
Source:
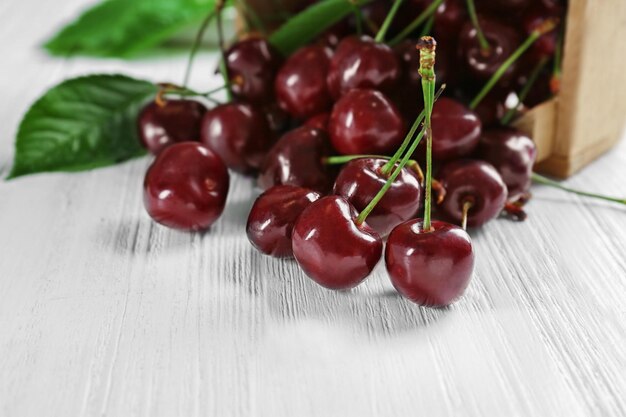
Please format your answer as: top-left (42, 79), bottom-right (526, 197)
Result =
top-left (514, 0), bottom-right (626, 177)
top-left (243, 0), bottom-right (626, 178)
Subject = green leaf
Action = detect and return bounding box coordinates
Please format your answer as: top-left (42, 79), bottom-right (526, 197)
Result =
top-left (44, 0), bottom-right (217, 58)
top-left (269, 0), bottom-right (373, 56)
top-left (8, 75), bottom-right (158, 179)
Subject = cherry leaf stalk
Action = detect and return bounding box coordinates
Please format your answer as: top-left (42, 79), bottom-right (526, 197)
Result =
top-left (418, 36), bottom-right (437, 231)
top-left (470, 18), bottom-right (558, 110)
top-left (532, 173), bottom-right (626, 205)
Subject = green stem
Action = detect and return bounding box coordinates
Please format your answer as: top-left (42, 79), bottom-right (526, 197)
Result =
top-left (500, 57), bottom-right (548, 125)
top-left (235, 0), bottom-right (267, 35)
top-left (419, 14), bottom-right (435, 37)
top-left (465, 0), bottom-right (490, 52)
top-left (183, 10), bottom-right (216, 88)
top-left (418, 36), bottom-right (437, 231)
top-left (532, 173), bottom-right (626, 205)
top-left (349, 0), bottom-right (364, 35)
top-left (325, 155), bottom-right (389, 164)
top-left (375, 0), bottom-right (404, 43)
top-left (470, 18), bottom-right (558, 110)
top-left (388, 0), bottom-right (443, 46)
top-left (380, 84), bottom-right (446, 175)
top-left (355, 128), bottom-right (428, 225)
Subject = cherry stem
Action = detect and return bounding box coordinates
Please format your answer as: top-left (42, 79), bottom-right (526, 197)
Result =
top-left (156, 84), bottom-right (224, 105)
top-left (388, 0), bottom-right (443, 46)
top-left (532, 173), bottom-right (626, 205)
top-left (355, 127), bottom-right (428, 226)
top-left (420, 14), bottom-right (435, 37)
top-left (348, 0), bottom-right (364, 35)
top-left (500, 57), bottom-right (549, 125)
top-left (469, 18), bottom-right (558, 110)
top-left (461, 200), bottom-right (473, 230)
top-left (375, 0), bottom-right (403, 43)
top-left (465, 0), bottom-right (490, 53)
top-left (324, 154), bottom-right (390, 164)
top-left (418, 36), bottom-right (437, 232)
top-left (551, 27), bottom-right (564, 93)
top-left (216, 0), bottom-right (233, 102)
top-left (183, 10), bottom-right (216, 88)
top-left (380, 83), bottom-right (446, 176)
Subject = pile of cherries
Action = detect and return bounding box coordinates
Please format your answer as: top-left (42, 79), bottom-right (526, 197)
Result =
top-left (139, 0), bottom-right (569, 307)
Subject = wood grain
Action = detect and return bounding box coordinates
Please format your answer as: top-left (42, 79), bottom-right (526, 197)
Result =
top-left (1, 1), bottom-right (625, 416)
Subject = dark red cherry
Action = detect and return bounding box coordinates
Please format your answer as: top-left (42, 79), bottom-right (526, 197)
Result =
top-left (304, 112), bottom-right (330, 131)
top-left (430, 98), bottom-right (482, 160)
top-left (258, 126), bottom-right (336, 193)
top-left (437, 160), bottom-right (508, 227)
top-left (246, 185), bottom-right (321, 257)
top-left (329, 89), bottom-right (405, 155)
top-left (326, 36), bottom-right (400, 99)
top-left (225, 37), bottom-right (282, 103)
top-left (385, 219), bottom-right (474, 306)
top-left (458, 16), bottom-right (521, 82)
top-left (334, 158), bottom-right (422, 236)
top-left (523, 7), bottom-right (559, 61)
top-left (477, 128), bottom-right (537, 201)
top-left (261, 101), bottom-right (291, 136)
top-left (137, 100), bottom-right (207, 155)
top-left (477, 0), bottom-right (530, 12)
top-left (292, 196), bottom-right (383, 290)
top-left (200, 102), bottom-right (273, 174)
top-left (143, 142), bottom-right (229, 231)
top-left (434, 0), bottom-right (467, 41)
top-left (275, 45), bottom-right (333, 119)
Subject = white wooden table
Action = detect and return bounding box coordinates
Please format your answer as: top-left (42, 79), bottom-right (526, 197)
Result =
top-left (1, 1), bottom-right (625, 416)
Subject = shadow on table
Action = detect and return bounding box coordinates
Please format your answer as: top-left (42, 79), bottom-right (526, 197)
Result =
top-left (237, 246), bottom-right (451, 335)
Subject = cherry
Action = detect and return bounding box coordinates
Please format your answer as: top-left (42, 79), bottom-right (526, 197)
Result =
top-left (246, 185), bottom-right (321, 257)
top-left (258, 126), bottom-right (336, 193)
top-left (225, 37), bottom-right (282, 103)
top-left (261, 101), bottom-right (292, 136)
top-left (437, 159), bottom-right (508, 227)
top-left (333, 158), bottom-right (422, 236)
top-left (434, 0), bottom-right (467, 42)
top-left (430, 97), bottom-right (482, 160)
top-left (143, 142), bottom-right (229, 231)
top-left (304, 112), bottom-right (330, 131)
top-left (292, 195), bottom-right (383, 290)
top-left (326, 35), bottom-right (400, 99)
top-left (477, 128), bottom-right (537, 201)
top-left (137, 99), bottom-right (207, 155)
top-left (200, 102), bottom-right (273, 174)
top-left (477, 0), bottom-right (530, 13)
top-left (329, 89), bottom-right (406, 155)
top-left (458, 16), bottom-right (521, 82)
top-left (523, 7), bottom-right (560, 62)
top-left (275, 44), bottom-right (333, 120)
top-left (385, 219), bottom-right (474, 306)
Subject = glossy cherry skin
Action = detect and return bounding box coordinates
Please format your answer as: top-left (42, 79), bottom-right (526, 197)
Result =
top-left (438, 160), bottom-right (508, 227)
top-left (304, 112), bottom-right (330, 131)
top-left (246, 185), bottom-right (321, 257)
top-left (329, 89), bottom-right (406, 155)
top-left (385, 219), bottom-right (474, 306)
top-left (430, 98), bottom-right (482, 161)
top-left (434, 0), bottom-right (467, 42)
top-left (143, 143), bottom-right (229, 231)
top-left (258, 126), bottom-right (336, 193)
top-left (292, 196), bottom-right (383, 290)
top-left (477, 0), bottom-right (530, 12)
top-left (326, 36), bottom-right (400, 99)
top-left (275, 45), bottom-right (333, 120)
top-left (200, 102), bottom-right (273, 174)
top-left (225, 37), bottom-right (282, 103)
top-left (137, 100), bottom-right (207, 154)
top-left (477, 128), bottom-right (537, 201)
top-left (458, 17), bottom-right (521, 82)
top-left (334, 158), bottom-right (422, 236)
